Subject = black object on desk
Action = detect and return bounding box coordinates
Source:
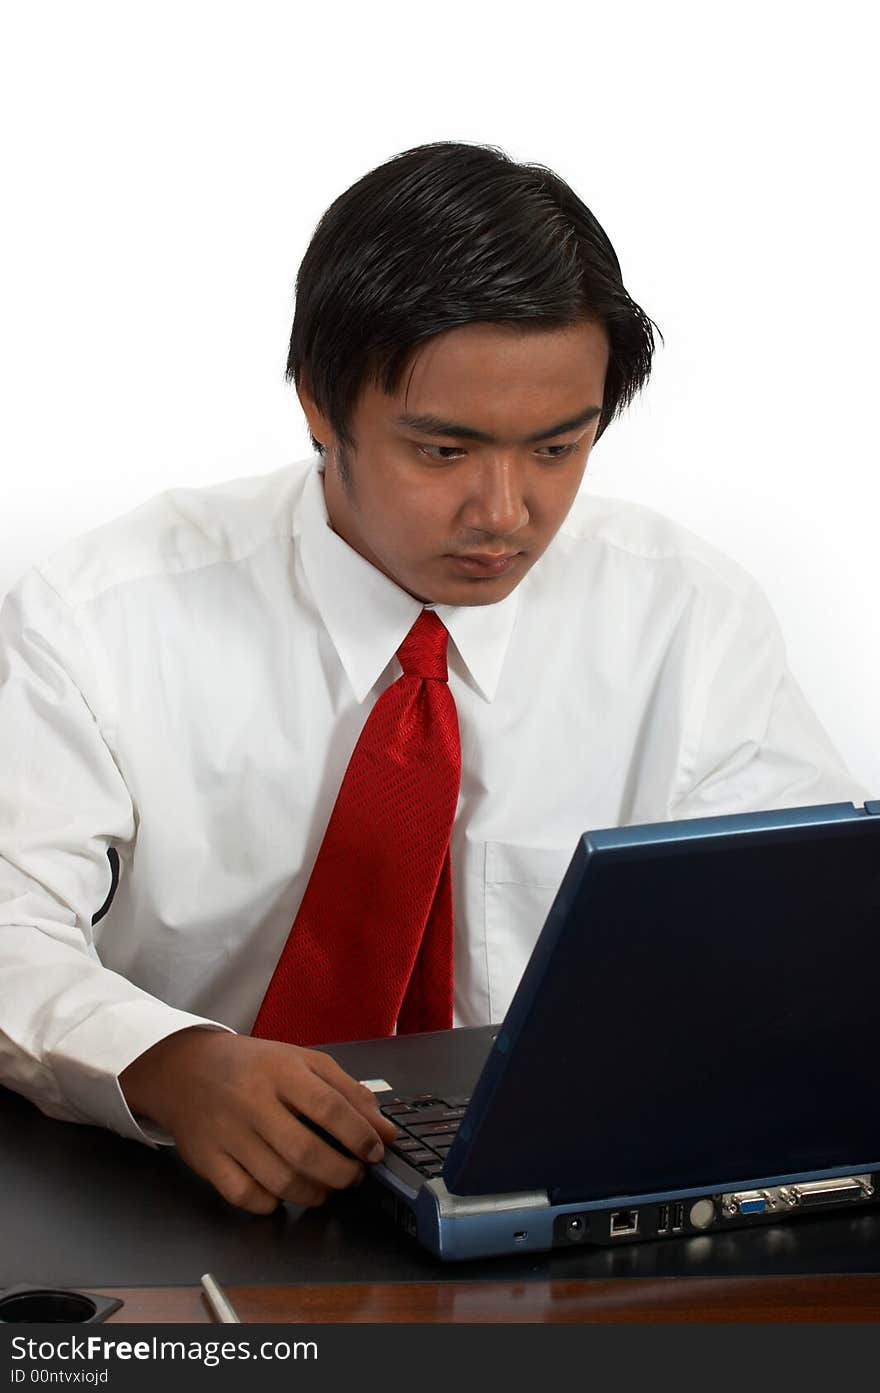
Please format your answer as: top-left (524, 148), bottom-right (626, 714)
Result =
top-left (0, 1285), bottom-right (122, 1323)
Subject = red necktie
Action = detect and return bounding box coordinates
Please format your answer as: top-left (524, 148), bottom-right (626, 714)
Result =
top-left (251, 609), bottom-right (461, 1045)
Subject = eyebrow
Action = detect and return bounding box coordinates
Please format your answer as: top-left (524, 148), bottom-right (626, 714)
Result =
top-left (393, 404), bottom-right (602, 444)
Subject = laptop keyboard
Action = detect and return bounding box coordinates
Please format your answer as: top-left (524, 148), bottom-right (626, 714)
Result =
top-left (379, 1094), bottom-right (471, 1178)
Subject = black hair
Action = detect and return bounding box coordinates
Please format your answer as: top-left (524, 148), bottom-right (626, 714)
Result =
top-left (287, 140), bottom-right (661, 456)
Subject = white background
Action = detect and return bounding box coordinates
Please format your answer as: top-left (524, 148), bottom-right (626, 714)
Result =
top-left (2, 1), bottom-right (877, 792)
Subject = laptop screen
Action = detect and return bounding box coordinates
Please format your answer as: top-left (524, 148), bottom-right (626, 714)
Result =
top-left (443, 804), bottom-right (880, 1200)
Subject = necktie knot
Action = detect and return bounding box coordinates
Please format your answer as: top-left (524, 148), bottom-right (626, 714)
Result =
top-left (397, 610), bottom-right (449, 681)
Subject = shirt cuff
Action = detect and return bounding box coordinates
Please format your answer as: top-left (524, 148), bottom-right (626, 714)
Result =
top-left (49, 1001), bottom-right (237, 1145)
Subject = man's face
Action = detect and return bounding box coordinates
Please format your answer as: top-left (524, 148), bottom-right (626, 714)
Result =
top-left (298, 318), bottom-right (609, 606)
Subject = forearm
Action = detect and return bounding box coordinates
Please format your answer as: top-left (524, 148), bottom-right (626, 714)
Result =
top-left (0, 919), bottom-right (233, 1140)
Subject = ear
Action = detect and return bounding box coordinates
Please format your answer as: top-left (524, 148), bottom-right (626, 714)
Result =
top-left (296, 381), bottom-right (336, 451)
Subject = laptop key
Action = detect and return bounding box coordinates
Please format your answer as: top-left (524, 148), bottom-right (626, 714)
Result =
top-left (380, 1095), bottom-right (437, 1111)
top-left (390, 1105), bottom-right (462, 1124)
top-left (389, 1136), bottom-right (424, 1153)
top-left (440, 1095), bottom-right (471, 1109)
top-left (408, 1121), bottom-right (460, 1138)
top-left (407, 1149), bottom-right (437, 1165)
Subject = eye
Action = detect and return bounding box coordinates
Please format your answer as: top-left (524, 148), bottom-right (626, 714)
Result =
top-left (416, 445), bottom-right (464, 461)
top-left (415, 441), bottom-right (582, 462)
top-left (536, 443), bottom-right (581, 459)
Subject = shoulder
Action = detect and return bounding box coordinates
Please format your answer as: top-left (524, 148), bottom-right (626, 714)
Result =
top-left (555, 488), bottom-right (767, 612)
top-left (35, 458), bottom-right (317, 608)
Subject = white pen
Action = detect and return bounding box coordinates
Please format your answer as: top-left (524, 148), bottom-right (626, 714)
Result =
top-left (200, 1272), bottom-right (241, 1324)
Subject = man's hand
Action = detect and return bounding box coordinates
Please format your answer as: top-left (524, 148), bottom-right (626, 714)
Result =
top-left (119, 1028), bottom-right (398, 1214)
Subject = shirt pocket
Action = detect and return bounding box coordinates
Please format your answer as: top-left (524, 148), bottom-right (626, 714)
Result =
top-left (484, 841), bottom-right (574, 1022)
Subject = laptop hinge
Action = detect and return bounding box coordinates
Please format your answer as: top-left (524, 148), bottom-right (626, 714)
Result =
top-left (865, 801), bottom-right (880, 816)
top-left (427, 1178), bottom-right (549, 1218)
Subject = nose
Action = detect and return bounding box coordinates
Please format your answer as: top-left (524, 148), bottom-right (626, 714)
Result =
top-left (459, 456), bottom-right (529, 538)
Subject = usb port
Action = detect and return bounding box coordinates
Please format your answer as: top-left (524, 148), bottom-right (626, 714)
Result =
top-left (657, 1204), bottom-right (670, 1233)
top-left (671, 1202), bottom-right (685, 1230)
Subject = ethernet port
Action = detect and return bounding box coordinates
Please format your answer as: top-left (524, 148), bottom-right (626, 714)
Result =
top-left (609, 1208), bottom-right (639, 1237)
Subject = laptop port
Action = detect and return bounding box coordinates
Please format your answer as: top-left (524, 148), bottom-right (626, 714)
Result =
top-left (671, 1202), bottom-right (685, 1231)
top-left (721, 1189), bottom-right (777, 1217)
top-left (553, 1213), bottom-right (590, 1245)
top-left (609, 1209), bottom-right (639, 1237)
top-left (657, 1204), bottom-right (670, 1233)
top-left (788, 1177), bottom-right (873, 1207)
top-left (393, 1200), bottom-right (417, 1237)
top-left (564, 1215), bottom-right (588, 1243)
top-left (721, 1176), bottom-right (873, 1217)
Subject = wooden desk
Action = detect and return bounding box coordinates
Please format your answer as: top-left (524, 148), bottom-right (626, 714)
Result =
top-left (99, 1275), bottom-right (880, 1323)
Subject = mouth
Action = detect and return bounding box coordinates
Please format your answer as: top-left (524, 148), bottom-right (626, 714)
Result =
top-left (447, 551), bottom-right (522, 577)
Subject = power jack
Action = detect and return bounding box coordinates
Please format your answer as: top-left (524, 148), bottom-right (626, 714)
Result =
top-left (566, 1215), bottom-right (588, 1242)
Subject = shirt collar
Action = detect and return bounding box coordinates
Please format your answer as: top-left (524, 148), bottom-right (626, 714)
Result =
top-left (294, 461), bottom-right (520, 704)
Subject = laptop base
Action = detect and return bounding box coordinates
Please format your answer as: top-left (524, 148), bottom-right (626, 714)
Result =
top-left (363, 1165), bottom-right (880, 1262)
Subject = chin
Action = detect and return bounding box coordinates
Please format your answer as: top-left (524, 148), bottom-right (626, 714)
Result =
top-left (420, 576), bottom-right (523, 608)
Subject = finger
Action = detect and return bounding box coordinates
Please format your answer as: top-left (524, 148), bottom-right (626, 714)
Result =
top-left (258, 1108), bottom-right (367, 1192)
top-left (356, 1083), bottom-right (400, 1138)
top-left (228, 1131), bottom-right (336, 1207)
top-left (204, 1152), bottom-right (282, 1216)
top-left (277, 1064), bottom-right (390, 1164)
top-left (305, 1053), bottom-right (398, 1141)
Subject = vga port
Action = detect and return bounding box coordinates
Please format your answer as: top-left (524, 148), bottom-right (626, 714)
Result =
top-left (724, 1189), bottom-right (773, 1216)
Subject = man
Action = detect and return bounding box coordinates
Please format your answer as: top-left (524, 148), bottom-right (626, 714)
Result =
top-left (0, 141), bottom-right (865, 1217)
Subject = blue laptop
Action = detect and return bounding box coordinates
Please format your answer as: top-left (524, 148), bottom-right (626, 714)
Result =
top-left (322, 800), bottom-right (880, 1261)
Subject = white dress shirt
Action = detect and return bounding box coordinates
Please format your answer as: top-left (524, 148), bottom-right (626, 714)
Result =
top-left (0, 457), bottom-right (866, 1144)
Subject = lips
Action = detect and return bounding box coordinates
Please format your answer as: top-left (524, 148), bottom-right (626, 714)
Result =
top-left (455, 552), bottom-right (517, 564)
top-left (449, 552), bottom-right (521, 576)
